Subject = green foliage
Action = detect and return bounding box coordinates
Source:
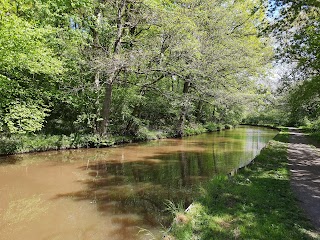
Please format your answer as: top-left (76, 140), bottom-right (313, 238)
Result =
top-left (0, 14), bottom-right (63, 75)
top-left (244, 92), bottom-right (290, 127)
top-left (134, 127), bottom-right (159, 141)
top-left (131, 125), bottom-right (169, 141)
top-left (269, 0), bottom-right (320, 127)
top-left (0, 137), bottom-right (21, 155)
top-left (0, 133), bottom-right (116, 155)
top-left (300, 117), bottom-right (320, 143)
top-left (287, 77), bottom-right (320, 125)
top-left (204, 122), bottom-right (220, 132)
top-left (0, 0), bottom-right (274, 150)
top-left (4, 102), bottom-right (49, 134)
top-left (245, 110), bottom-right (289, 127)
top-left (309, 118), bottom-right (320, 133)
top-left (183, 123), bottom-right (207, 136)
top-left (0, 1), bottom-right (65, 135)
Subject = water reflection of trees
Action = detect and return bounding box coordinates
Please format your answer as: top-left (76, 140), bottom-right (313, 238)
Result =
top-left (0, 154), bottom-right (23, 165)
top-left (53, 127), bottom-right (277, 239)
top-left (54, 151), bottom-right (214, 239)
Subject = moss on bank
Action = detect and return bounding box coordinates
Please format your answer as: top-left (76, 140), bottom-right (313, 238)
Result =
top-left (166, 129), bottom-right (319, 240)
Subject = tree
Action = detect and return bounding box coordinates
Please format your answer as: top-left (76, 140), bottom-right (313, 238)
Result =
top-left (159, 0), bottom-right (272, 135)
top-left (0, 3), bottom-right (63, 134)
top-left (270, 0), bottom-right (320, 124)
top-left (0, 0), bottom-right (274, 138)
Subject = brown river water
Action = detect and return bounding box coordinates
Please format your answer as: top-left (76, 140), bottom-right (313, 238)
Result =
top-left (0, 126), bottom-right (277, 240)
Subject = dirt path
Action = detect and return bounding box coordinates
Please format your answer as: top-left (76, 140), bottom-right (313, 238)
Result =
top-left (288, 128), bottom-right (320, 232)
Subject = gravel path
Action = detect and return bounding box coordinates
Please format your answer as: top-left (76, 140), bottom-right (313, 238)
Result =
top-left (288, 128), bottom-right (320, 232)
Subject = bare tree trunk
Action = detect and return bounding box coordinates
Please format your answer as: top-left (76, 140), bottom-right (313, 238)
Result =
top-left (94, 71), bottom-right (100, 89)
top-left (99, 79), bottom-right (113, 136)
top-left (93, 71), bottom-right (100, 134)
top-left (177, 81), bottom-right (190, 137)
top-left (196, 100), bottom-right (204, 122)
top-left (98, 0), bottom-right (127, 136)
top-left (113, 0), bottom-right (126, 54)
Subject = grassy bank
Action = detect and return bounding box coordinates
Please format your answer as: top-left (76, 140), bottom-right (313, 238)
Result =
top-left (0, 122), bottom-right (232, 156)
top-left (166, 129), bottom-right (319, 240)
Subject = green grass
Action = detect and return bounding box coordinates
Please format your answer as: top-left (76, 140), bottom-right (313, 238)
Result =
top-left (298, 118), bottom-right (320, 145)
top-left (298, 126), bottom-right (320, 146)
top-left (167, 129), bottom-right (319, 240)
top-left (310, 132), bottom-right (320, 143)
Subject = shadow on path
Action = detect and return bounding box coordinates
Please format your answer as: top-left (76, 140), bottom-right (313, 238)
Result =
top-left (288, 128), bottom-right (320, 232)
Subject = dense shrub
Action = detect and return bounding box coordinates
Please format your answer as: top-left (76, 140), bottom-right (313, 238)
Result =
top-left (204, 122), bottom-right (219, 132)
top-left (224, 124), bottom-right (233, 129)
top-left (184, 123), bottom-right (207, 136)
top-left (0, 133), bottom-right (116, 155)
top-left (310, 118), bottom-right (320, 132)
top-left (0, 122), bottom-right (233, 155)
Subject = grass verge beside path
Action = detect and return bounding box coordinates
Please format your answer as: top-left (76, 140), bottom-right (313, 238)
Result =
top-left (167, 129), bottom-right (319, 240)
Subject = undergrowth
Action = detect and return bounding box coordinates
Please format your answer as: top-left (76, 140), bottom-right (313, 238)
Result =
top-left (0, 122), bottom-right (235, 155)
top-left (0, 134), bottom-right (115, 155)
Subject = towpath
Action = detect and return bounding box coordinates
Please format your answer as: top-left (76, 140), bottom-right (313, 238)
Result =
top-left (288, 128), bottom-right (320, 233)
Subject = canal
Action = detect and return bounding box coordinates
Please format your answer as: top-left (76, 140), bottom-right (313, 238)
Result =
top-left (0, 126), bottom-right (278, 240)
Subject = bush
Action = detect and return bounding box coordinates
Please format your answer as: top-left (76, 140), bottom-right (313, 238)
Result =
top-left (216, 124), bottom-right (225, 131)
top-left (0, 137), bottom-right (21, 155)
top-left (134, 127), bottom-right (158, 141)
top-left (301, 116), bottom-right (312, 127)
top-left (204, 122), bottom-right (219, 132)
top-left (310, 117), bottom-right (320, 132)
top-left (184, 123), bottom-right (207, 136)
top-left (0, 133), bottom-right (116, 155)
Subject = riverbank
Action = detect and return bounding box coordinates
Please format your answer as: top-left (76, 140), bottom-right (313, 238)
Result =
top-left (0, 123), bottom-right (233, 156)
top-left (166, 129), bottom-right (319, 239)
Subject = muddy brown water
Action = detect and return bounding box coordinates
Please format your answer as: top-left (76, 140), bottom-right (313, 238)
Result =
top-left (0, 126), bottom-right (277, 240)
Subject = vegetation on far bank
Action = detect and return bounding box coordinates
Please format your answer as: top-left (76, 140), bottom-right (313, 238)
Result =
top-left (0, 0), bottom-right (271, 144)
top-left (165, 129), bottom-right (319, 240)
top-left (0, 122), bottom-right (233, 155)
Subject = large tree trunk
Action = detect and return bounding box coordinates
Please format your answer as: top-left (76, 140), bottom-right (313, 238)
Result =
top-left (177, 81), bottom-right (190, 137)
